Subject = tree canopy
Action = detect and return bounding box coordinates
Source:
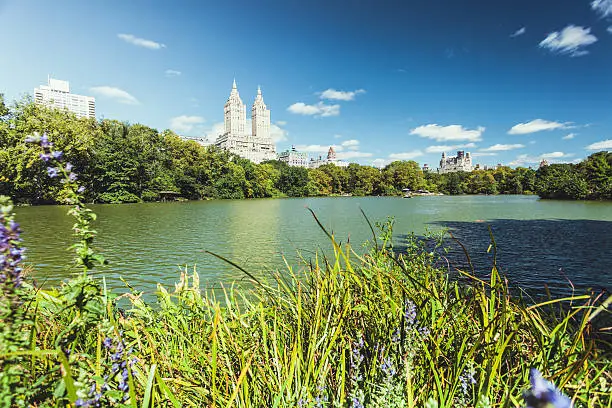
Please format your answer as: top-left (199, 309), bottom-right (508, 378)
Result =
top-left (0, 100), bottom-right (610, 203)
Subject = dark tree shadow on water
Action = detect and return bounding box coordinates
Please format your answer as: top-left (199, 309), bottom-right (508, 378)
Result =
top-left (395, 219), bottom-right (612, 299)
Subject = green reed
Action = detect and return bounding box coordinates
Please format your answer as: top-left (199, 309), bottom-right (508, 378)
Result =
top-left (1, 203), bottom-right (610, 407)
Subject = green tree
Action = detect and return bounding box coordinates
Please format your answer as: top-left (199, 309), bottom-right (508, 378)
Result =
top-left (536, 164), bottom-right (588, 200)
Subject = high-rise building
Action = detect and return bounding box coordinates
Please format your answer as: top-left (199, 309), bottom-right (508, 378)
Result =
top-left (438, 150), bottom-right (473, 173)
top-left (34, 77), bottom-right (95, 119)
top-left (215, 80), bottom-right (276, 163)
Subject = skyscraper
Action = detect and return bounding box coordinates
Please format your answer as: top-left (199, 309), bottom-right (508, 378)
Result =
top-left (34, 77), bottom-right (95, 119)
top-left (215, 80), bottom-right (276, 163)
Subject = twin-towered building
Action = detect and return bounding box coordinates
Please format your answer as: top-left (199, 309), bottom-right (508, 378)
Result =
top-left (214, 80), bottom-right (277, 164)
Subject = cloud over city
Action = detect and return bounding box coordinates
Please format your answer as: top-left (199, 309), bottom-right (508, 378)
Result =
top-left (509, 151), bottom-right (574, 166)
top-left (508, 119), bottom-right (569, 135)
top-left (585, 139), bottom-right (612, 150)
top-left (479, 143), bottom-right (525, 152)
top-left (425, 143), bottom-right (476, 153)
top-left (319, 88), bottom-right (366, 101)
top-left (410, 124), bottom-right (484, 142)
top-left (90, 86), bottom-right (139, 105)
top-left (170, 115), bottom-right (205, 133)
top-left (539, 25), bottom-right (597, 57)
top-left (117, 33), bottom-right (166, 50)
top-left (389, 150), bottom-right (424, 160)
top-left (287, 102), bottom-right (340, 117)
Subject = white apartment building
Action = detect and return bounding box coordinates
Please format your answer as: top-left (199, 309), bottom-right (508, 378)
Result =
top-left (438, 150), bottom-right (473, 173)
top-left (215, 80), bottom-right (276, 163)
top-left (34, 77), bottom-right (95, 119)
top-left (309, 146), bottom-right (349, 169)
top-left (279, 146), bottom-right (308, 167)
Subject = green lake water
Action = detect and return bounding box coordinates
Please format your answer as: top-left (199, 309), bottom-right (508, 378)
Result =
top-left (15, 195), bottom-right (612, 296)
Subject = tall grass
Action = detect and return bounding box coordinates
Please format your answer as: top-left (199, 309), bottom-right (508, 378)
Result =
top-left (5, 216), bottom-right (608, 407)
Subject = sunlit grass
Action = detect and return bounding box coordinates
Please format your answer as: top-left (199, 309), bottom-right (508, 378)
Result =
top-left (15, 217), bottom-right (610, 407)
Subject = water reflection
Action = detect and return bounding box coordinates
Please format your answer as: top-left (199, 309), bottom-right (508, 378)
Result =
top-left (407, 219), bottom-right (612, 297)
top-left (14, 196), bottom-right (612, 299)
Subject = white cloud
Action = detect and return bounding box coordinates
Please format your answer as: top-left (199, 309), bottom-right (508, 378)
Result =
top-left (276, 121), bottom-right (287, 126)
top-left (170, 115), bottom-right (205, 133)
top-left (287, 102), bottom-right (340, 117)
top-left (389, 150), bottom-right (424, 160)
top-left (294, 144), bottom-right (341, 153)
top-left (117, 33), bottom-right (166, 50)
top-left (511, 27), bottom-right (526, 37)
top-left (90, 86), bottom-right (139, 105)
top-left (471, 152), bottom-right (498, 157)
top-left (337, 151), bottom-right (373, 160)
top-left (585, 139), bottom-right (612, 150)
top-left (333, 134), bottom-right (343, 139)
top-left (541, 151), bottom-right (572, 159)
top-left (479, 143), bottom-right (525, 152)
top-left (562, 133), bottom-right (576, 140)
top-left (165, 69), bottom-right (181, 77)
top-left (270, 123), bottom-right (288, 143)
top-left (371, 158), bottom-right (391, 168)
top-left (203, 120), bottom-right (288, 143)
top-left (410, 124), bottom-right (484, 142)
top-left (509, 152), bottom-right (574, 166)
top-left (341, 139), bottom-right (360, 150)
top-left (320, 88), bottom-right (366, 101)
top-left (539, 25), bottom-right (597, 57)
top-left (592, 0), bottom-right (612, 17)
top-left (204, 122), bottom-right (225, 141)
top-left (508, 119), bottom-right (568, 135)
top-left (425, 143), bottom-right (476, 153)
top-left (608, 26), bottom-right (612, 34)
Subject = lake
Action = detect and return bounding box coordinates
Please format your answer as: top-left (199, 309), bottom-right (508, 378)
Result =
top-left (15, 195), bottom-right (612, 297)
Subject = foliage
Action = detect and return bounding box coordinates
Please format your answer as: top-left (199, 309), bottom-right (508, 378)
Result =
top-left (0, 99), bottom-right (610, 203)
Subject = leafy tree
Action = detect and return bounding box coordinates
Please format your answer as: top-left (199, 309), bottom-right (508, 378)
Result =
top-left (536, 164), bottom-right (588, 200)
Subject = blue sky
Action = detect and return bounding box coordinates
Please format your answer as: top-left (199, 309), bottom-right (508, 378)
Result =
top-left (1, 0), bottom-right (611, 168)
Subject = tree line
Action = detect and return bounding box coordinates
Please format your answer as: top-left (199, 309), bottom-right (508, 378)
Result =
top-left (0, 97), bottom-right (610, 203)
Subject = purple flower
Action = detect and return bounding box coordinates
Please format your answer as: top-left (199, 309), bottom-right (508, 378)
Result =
top-left (47, 167), bottom-right (59, 178)
top-left (52, 151), bottom-right (63, 160)
top-left (380, 357), bottom-right (396, 377)
top-left (68, 172), bottom-right (78, 182)
top-left (404, 300), bottom-right (417, 326)
top-left (65, 162), bottom-right (73, 172)
top-left (103, 337), bottom-right (112, 349)
top-left (524, 369), bottom-right (572, 408)
top-left (40, 134), bottom-right (52, 148)
top-left (39, 153), bottom-right (51, 162)
top-left (78, 186), bottom-right (86, 193)
top-left (352, 397), bottom-right (365, 408)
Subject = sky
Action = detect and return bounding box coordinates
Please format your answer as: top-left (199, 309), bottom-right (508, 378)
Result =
top-left (1, 0), bottom-right (611, 168)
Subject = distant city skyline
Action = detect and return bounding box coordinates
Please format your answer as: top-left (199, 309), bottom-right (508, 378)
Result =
top-left (1, 0), bottom-right (611, 168)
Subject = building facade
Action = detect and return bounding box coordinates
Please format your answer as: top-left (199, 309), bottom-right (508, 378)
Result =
top-left (279, 146), bottom-right (308, 167)
top-left (215, 80), bottom-right (276, 163)
top-left (309, 146), bottom-right (349, 168)
top-left (438, 150), bottom-right (473, 173)
top-left (34, 77), bottom-right (95, 119)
